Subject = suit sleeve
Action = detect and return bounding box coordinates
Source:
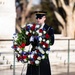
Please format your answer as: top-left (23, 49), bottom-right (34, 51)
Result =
top-left (48, 27), bottom-right (55, 45)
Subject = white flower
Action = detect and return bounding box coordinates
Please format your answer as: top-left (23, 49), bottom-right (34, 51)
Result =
top-left (30, 30), bottom-right (32, 33)
top-left (39, 33), bottom-right (42, 36)
top-left (14, 42), bottom-right (17, 45)
top-left (41, 50), bottom-right (45, 54)
top-left (30, 36), bottom-right (34, 42)
top-left (43, 39), bottom-right (45, 42)
top-left (37, 57), bottom-right (41, 60)
top-left (28, 61), bottom-right (30, 64)
top-left (42, 56), bottom-right (45, 59)
top-left (24, 48), bottom-right (28, 52)
top-left (28, 55), bottom-right (31, 58)
top-left (43, 45), bottom-right (45, 48)
top-left (26, 31), bottom-right (29, 35)
top-left (24, 59), bottom-right (27, 62)
top-left (33, 31), bottom-right (35, 34)
top-left (24, 44), bottom-right (32, 52)
top-left (46, 51), bottom-right (49, 54)
top-left (36, 30), bottom-right (39, 34)
top-left (40, 50), bottom-right (45, 54)
top-left (27, 24), bottom-right (33, 27)
top-left (17, 48), bottom-right (20, 51)
top-left (38, 47), bottom-right (45, 54)
top-left (35, 60), bottom-right (40, 64)
top-left (39, 37), bottom-right (42, 41)
top-left (29, 44), bottom-right (33, 51)
top-left (46, 40), bottom-right (49, 44)
top-left (14, 36), bottom-right (18, 41)
top-left (43, 31), bottom-right (46, 34)
top-left (31, 54), bottom-right (33, 58)
top-left (36, 25), bottom-right (40, 28)
top-left (19, 50), bottom-right (22, 53)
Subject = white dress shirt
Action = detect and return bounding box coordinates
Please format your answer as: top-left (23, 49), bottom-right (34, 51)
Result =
top-left (40, 23), bottom-right (45, 29)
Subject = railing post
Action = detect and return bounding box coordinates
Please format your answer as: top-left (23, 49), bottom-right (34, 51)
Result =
top-left (67, 39), bottom-right (70, 75)
top-left (13, 37), bottom-right (15, 75)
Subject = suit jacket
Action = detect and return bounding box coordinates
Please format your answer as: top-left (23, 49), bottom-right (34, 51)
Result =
top-left (31, 23), bottom-right (54, 47)
top-left (26, 24), bottom-right (54, 75)
top-left (43, 24), bottom-right (54, 45)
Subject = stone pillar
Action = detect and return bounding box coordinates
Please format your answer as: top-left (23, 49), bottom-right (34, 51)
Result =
top-left (0, 0), bottom-right (16, 39)
top-left (0, 0), bottom-right (16, 65)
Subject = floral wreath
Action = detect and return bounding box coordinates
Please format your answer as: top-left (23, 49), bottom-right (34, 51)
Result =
top-left (13, 23), bottom-right (51, 65)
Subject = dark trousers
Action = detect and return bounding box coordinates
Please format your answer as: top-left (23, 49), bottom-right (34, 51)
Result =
top-left (26, 57), bottom-right (51, 75)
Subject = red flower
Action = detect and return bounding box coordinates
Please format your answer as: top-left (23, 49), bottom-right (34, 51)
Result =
top-left (17, 55), bottom-right (27, 61)
top-left (31, 25), bottom-right (35, 30)
top-left (23, 55), bottom-right (28, 59)
top-left (39, 29), bottom-right (43, 33)
top-left (40, 42), bottom-right (49, 48)
top-left (36, 49), bottom-right (39, 53)
top-left (44, 43), bottom-right (48, 48)
top-left (22, 42), bottom-right (26, 47)
top-left (13, 45), bottom-right (17, 48)
top-left (45, 34), bottom-right (50, 39)
top-left (17, 56), bottom-right (22, 61)
top-left (41, 41), bottom-right (44, 45)
top-left (18, 45), bottom-right (22, 48)
top-left (28, 33), bottom-right (31, 36)
top-left (33, 54), bottom-right (38, 60)
top-left (19, 43), bottom-right (26, 48)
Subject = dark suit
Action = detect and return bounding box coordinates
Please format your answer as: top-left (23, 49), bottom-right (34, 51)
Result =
top-left (26, 24), bottom-right (54, 75)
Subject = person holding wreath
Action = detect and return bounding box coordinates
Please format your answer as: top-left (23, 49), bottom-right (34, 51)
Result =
top-left (26, 10), bottom-right (55, 75)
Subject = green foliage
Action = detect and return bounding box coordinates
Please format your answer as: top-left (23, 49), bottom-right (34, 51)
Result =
top-left (16, 29), bottom-right (26, 45)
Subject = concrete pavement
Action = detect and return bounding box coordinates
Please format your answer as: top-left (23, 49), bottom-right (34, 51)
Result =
top-left (0, 63), bottom-right (75, 75)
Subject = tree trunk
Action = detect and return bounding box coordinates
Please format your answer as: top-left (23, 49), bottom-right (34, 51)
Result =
top-left (66, 15), bottom-right (75, 38)
top-left (61, 24), bottom-right (67, 37)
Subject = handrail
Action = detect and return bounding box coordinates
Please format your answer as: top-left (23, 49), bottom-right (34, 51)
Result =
top-left (0, 39), bottom-right (13, 41)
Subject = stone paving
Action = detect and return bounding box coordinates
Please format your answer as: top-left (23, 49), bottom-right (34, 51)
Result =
top-left (51, 63), bottom-right (75, 75)
top-left (0, 63), bottom-right (75, 75)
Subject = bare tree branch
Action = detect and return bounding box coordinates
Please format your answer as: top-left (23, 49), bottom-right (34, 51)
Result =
top-left (51, 0), bottom-right (75, 38)
top-left (73, 9), bottom-right (75, 30)
top-left (69, 0), bottom-right (75, 10)
top-left (16, 24), bottom-right (21, 33)
top-left (54, 11), bottom-right (65, 26)
top-left (21, 0), bottom-right (33, 27)
top-left (25, 0), bottom-right (33, 16)
top-left (60, 0), bottom-right (68, 12)
top-left (60, 0), bottom-right (73, 16)
top-left (51, 0), bottom-right (57, 8)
